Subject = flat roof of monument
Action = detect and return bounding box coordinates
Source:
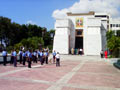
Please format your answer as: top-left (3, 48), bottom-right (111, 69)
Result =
top-left (67, 11), bottom-right (95, 16)
top-left (67, 11), bottom-right (110, 17)
top-left (95, 12), bottom-right (109, 16)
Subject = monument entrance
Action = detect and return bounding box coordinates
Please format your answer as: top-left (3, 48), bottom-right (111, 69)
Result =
top-left (75, 29), bottom-right (83, 49)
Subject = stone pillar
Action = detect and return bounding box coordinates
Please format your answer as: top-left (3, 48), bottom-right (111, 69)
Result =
top-left (53, 19), bottom-right (70, 54)
top-left (84, 18), bottom-right (102, 55)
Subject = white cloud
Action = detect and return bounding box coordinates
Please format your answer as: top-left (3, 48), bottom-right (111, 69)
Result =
top-left (26, 20), bottom-right (36, 25)
top-left (52, 0), bottom-right (120, 19)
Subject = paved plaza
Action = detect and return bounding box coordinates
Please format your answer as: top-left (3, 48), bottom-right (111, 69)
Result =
top-left (0, 55), bottom-right (120, 90)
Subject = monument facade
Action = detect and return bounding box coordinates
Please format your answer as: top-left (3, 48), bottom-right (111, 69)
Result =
top-left (53, 11), bottom-right (120, 55)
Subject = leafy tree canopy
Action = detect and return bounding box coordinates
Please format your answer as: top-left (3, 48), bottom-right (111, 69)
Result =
top-left (0, 16), bottom-right (55, 51)
top-left (106, 30), bottom-right (120, 57)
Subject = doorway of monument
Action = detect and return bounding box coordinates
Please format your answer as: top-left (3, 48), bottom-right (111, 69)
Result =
top-left (75, 29), bottom-right (83, 54)
top-left (75, 37), bottom-right (83, 49)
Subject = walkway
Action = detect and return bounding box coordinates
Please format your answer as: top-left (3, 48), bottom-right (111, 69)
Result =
top-left (0, 55), bottom-right (120, 90)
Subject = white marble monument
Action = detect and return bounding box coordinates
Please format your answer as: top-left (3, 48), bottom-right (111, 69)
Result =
top-left (53, 11), bottom-right (116, 55)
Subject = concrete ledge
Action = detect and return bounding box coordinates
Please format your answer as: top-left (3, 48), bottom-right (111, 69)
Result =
top-left (113, 60), bottom-right (120, 69)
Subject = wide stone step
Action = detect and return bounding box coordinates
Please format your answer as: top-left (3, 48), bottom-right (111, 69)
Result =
top-left (113, 60), bottom-right (120, 69)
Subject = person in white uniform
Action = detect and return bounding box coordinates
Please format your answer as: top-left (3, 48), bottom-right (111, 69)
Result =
top-left (55, 52), bottom-right (60, 67)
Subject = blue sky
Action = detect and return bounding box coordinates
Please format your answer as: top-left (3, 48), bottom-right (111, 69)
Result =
top-left (0, 0), bottom-right (120, 31)
top-left (0, 0), bottom-right (79, 30)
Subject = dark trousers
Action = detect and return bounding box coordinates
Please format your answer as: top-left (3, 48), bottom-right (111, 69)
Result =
top-left (40, 56), bottom-right (43, 65)
top-left (33, 56), bottom-right (35, 63)
top-left (40, 56), bottom-right (44, 65)
top-left (101, 54), bottom-right (103, 58)
top-left (14, 57), bottom-right (17, 67)
top-left (19, 55), bottom-right (22, 64)
top-left (23, 57), bottom-right (26, 65)
top-left (10, 56), bottom-right (14, 64)
top-left (28, 58), bottom-right (32, 68)
top-left (34, 56), bottom-right (37, 63)
top-left (56, 58), bottom-right (60, 67)
top-left (3, 56), bottom-right (7, 66)
top-left (35, 56), bottom-right (37, 63)
top-left (38, 55), bottom-right (40, 61)
top-left (53, 56), bottom-right (56, 63)
top-left (80, 51), bottom-right (82, 55)
top-left (46, 57), bottom-right (48, 64)
top-left (42, 57), bottom-right (45, 65)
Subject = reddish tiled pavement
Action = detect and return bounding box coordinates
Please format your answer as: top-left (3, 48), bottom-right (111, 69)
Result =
top-left (0, 62), bottom-right (43, 74)
top-left (0, 79), bottom-right (50, 90)
top-left (0, 64), bottom-right (22, 73)
top-left (68, 61), bottom-right (120, 89)
top-left (62, 87), bottom-right (89, 90)
top-left (78, 61), bottom-right (119, 74)
top-left (2, 61), bottom-right (80, 82)
top-left (68, 73), bottom-right (120, 88)
top-left (0, 60), bottom-right (120, 90)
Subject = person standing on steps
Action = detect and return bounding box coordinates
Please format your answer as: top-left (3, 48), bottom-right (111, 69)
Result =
top-left (104, 50), bottom-right (108, 59)
top-left (100, 50), bottom-right (104, 58)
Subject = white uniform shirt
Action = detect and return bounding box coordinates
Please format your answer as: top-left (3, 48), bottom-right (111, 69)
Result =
top-left (80, 49), bottom-right (82, 51)
top-left (56, 54), bottom-right (60, 59)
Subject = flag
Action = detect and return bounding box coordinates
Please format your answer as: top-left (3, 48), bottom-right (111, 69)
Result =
top-left (76, 18), bottom-right (83, 28)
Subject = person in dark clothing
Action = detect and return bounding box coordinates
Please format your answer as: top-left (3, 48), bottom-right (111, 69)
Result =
top-left (28, 50), bottom-right (32, 68)
top-left (52, 50), bottom-right (56, 63)
top-left (100, 50), bottom-right (104, 58)
top-left (13, 49), bottom-right (17, 67)
top-left (22, 51), bottom-right (26, 65)
top-left (56, 52), bottom-right (60, 67)
top-left (19, 50), bottom-right (23, 64)
top-left (42, 51), bottom-right (45, 65)
top-left (33, 51), bottom-right (37, 63)
top-left (2, 49), bottom-right (7, 66)
top-left (38, 50), bottom-right (43, 65)
top-left (10, 50), bottom-right (14, 64)
top-left (44, 50), bottom-right (49, 64)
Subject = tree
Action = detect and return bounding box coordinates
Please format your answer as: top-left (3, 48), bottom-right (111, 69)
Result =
top-left (106, 30), bottom-right (120, 57)
top-left (0, 16), bottom-right (11, 46)
top-left (0, 16), bottom-right (54, 51)
top-left (106, 30), bottom-right (115, 40)
top-left (0, 16), bottom-right (44, 47)
top-left (15, 37), bottom-right (44, 50)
